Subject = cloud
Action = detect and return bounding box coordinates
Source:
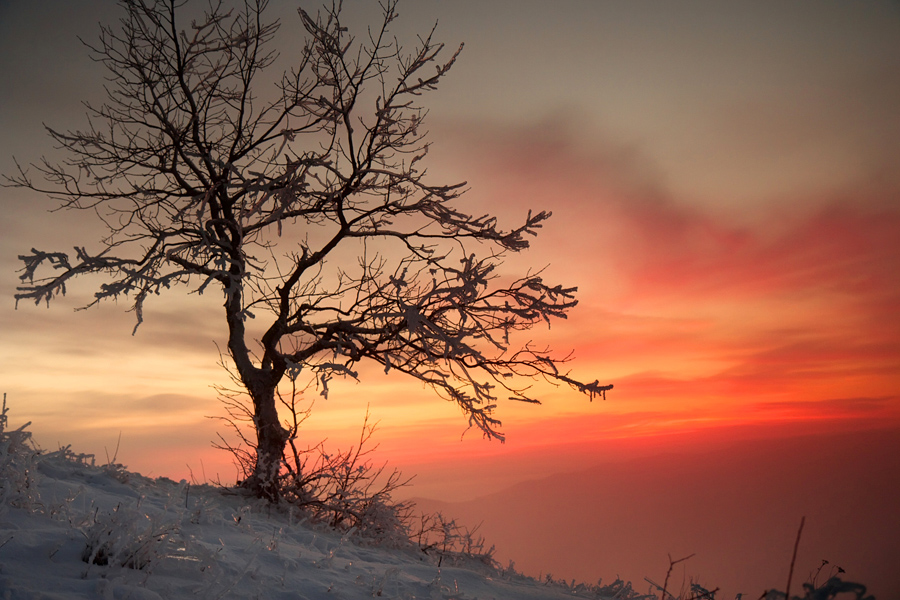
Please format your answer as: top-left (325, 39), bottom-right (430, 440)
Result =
top-left (621, 198), bottom-right (900, 307)
top-left (433, 114), bottom-right (900, 353)
top-left (415, 116), bottom-right (900, 445)
top-left (751, 396), bottom-right (900, 418)
top-left (434, 113), bottom-right (900, 296)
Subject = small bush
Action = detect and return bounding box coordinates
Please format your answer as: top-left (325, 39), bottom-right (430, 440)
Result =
top-left (761, 578), bottom-right (875, 600)
top-left (81, 501), bottom-right (180, 569)
top-left (0, 394), bottom-right (41, 511)
top-left (408, 511), bottom-right (496, 568)
top-left (216, 391), bottom-right (416, 547)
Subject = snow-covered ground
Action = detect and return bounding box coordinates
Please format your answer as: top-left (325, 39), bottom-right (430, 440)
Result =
top-left (1, 411), bottom-right (648, 600)
top-left (2, 405), bottom-right (877, 600)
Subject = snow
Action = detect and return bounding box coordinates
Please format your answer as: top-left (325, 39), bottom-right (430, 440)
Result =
top-left (1, 404), bottom-right (877, 600)
top-left (0, 417), bottom-right (644, 600)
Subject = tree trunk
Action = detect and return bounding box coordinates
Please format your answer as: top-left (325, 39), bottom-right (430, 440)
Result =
top-left (243, 373), bottom-right (290, 501)
top-left (225, 286), bottom-right (289, 501)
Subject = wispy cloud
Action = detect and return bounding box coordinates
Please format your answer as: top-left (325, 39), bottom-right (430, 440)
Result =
top-left (430, 116), bottom-right (900, 431)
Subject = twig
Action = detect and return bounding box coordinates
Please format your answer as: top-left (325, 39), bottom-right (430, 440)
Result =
top-left (104, 430), bottom-right (122, 465)
top-left (662, 553), bottom-right (695, 600)
top-left (785, 516), bottom-right (805, 600)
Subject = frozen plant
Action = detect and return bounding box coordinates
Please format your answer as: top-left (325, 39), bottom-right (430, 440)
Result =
top-left (408, 511), bottom-right (495, 568)
top-left (762, 578), bottom-right (875, 600)
top-left (8, 0), bottom-right (612, 502)
top-left (81, 501), bottom-right (182, 571)
top-left (0, 394), bottom-right (41, 512)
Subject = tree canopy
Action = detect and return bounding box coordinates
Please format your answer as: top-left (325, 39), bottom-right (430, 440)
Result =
top-left (8, 0), bottom-right (611, 499)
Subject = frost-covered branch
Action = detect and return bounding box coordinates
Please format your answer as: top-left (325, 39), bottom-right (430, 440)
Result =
top-left (6, 0), bottom-right (611, 500)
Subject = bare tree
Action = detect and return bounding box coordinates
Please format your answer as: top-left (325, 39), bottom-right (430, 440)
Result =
top-left (7, 0), bottom-right (611, 501)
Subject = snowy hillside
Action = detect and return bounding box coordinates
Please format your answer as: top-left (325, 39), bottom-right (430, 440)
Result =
top-left (1, 403), bottom-right (877, 600)
top-left (1, 407), bottom-right (648, 600)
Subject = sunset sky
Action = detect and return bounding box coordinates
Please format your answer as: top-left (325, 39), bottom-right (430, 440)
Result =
top-left (2, 1), bottom-right (899, 596)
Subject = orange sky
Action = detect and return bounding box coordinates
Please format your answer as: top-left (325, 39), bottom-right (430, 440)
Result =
top-left (1, 1), bottom-right (899, 596)
top-left (2, 0), bottom-right (898, 485)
